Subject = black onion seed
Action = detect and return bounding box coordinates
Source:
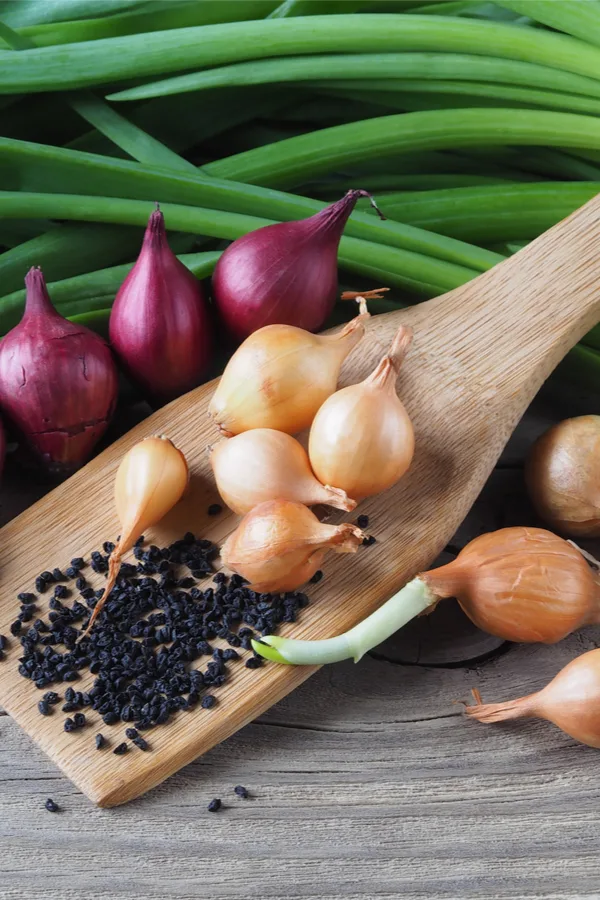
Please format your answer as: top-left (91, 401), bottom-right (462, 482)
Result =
top-left (233, 785), bottom-right (249, 799)
top-left (95, 734), bottom-right (106, 750)
top-left (309, 570), bottom-right (324, 585)
top-left (113, 742), bottom-right (128, 755)
top-left (207, 504), bottom-right (222, 516)
top-left (38, 700), bottom-right (51, 716)
top-left (362, 535), bottom-right (377, 547)
top-left (14, 534), bottom-right (311, 745)
top-left (245, 657), bottom-right (262, 669)
top-left (43, 691), bottom-right (60, 705)
top-left (45, 798), bottom-right (59, 813)
top-left (207, 798), bottom-right (221, 812)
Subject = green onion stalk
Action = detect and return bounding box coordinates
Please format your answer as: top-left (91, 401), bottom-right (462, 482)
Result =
top-left (252, 577), bottom-right (438, 664)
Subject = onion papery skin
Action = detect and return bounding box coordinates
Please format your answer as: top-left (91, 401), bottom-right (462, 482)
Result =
top-left (208, 309), bottom-right (367, 436)
top-left (110, 208), bottom-right (212, 403)
top-left (220, 499), bottom-right (365, 593)
top-left (421, 526), bottom-right (600, 644)
top-left (212, 190), bottom-right (371, 342)
top-left (526, 415), bottom-right (600, 537)
top-left (210, 428), bottom-right (355, 515)
top-left (0, 267), bottom-right (118, 475)
top-left (466, 648), bottom-right (600, 749)
top-left (308, 325), bottom-right (414, 499)
top-left (83, 435), bottom-right (189, 636)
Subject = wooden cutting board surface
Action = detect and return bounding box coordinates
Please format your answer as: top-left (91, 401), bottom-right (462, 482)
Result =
top-left (1, 195), bottom-right (600, 807)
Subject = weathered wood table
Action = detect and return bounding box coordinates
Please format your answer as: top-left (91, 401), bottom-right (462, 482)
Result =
top-left (1, 379), bottom-right (599, 900)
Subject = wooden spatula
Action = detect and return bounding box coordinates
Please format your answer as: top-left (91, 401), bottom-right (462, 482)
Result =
top-left (1, 196), bottom-right (599, 807)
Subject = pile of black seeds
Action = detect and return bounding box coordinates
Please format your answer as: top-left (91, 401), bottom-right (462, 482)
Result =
top-left (7, 532), bottom-right (310, 750)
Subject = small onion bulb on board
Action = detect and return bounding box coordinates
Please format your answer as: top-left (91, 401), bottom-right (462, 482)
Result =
top-left (308, 323), bottom-right (414, 500)
top-left (220, 499), bottom-right (365, 593)
top-left (82, 436), bottom-right (189, 636)
top-left (208, 294), bottom-right (377, 436)
top-left (465, 648), bottom-right (600, 749)
top-left (526, 415), bottom-right (600, 537)
top-left (252, 526), bottom-right (600, 665)
top-left (210, 428), bottom-right (356, 515)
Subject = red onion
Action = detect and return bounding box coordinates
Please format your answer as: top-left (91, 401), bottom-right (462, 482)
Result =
top-left (0, 267), bottom-right (118, 475)
top-left (109, 206), bottom-right (212, 402)
top-left (212, 190), bottom-right (384, 341)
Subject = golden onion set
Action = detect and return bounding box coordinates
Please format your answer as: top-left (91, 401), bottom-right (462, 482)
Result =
top-left (209, 293), bottom-right (415, 591)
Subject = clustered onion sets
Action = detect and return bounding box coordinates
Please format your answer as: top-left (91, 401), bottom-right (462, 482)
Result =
top-left (212, 190), bottom-right (385, 342)
top-left (220, 499), bottom-right (365, 594)
top-left (0, 267), bottom-right (118, 475)
top-left (252, 527), bottom-right (600, 664)
top-left (109, 206), bottom-right (212, 403)
top-left (526, 415), bottom-right (600, 537)
top-left (210, 429), bottom-right (356, 516)
top-left (466, 648), bottom-right (600, 750)
top-left (83, 435), bottom-right (189, 636)
top-left (208, 294), bottom-right (373, 436)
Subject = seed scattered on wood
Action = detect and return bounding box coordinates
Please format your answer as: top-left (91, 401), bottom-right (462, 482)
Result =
top-left (207, 504), bottom-right (223, 516)
top-left (233, 785), bottom-right (249, 799)
top-left (356, 514), bottom-right (369, 529)
top-left (95, 734), bottom-right (106, 750)
top-left (362, 535), bottom-right (377, 547)
top-left (113, 742), bottom-right (128, 755)
top-left (13, 535), bottom-right (310, 741)
top-left (38, 699), bottom-right (51, 716)
top-left (309, 570), bottom-right (323, 584)
top-left (132, 735), bottom-right (150, 751)
top-left (207, 798), bottom-right (221, 812)
top-left (0, 635), bottom-right (7, 651)
top-left (44, 798), bottom-right (59, 813)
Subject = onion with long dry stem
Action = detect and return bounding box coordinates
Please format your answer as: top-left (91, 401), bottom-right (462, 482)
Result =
top-left (210, 428), bottom-right (356, 515)
top-left (208, 294), bottom-right (377, 436)
top-left (466, 648), bottom-right (600, 749)
top-left (308, 323), bottom-right (414, 499)
top-left (221, 499), bottom-right (365, 594)
top-left (526, 415), bottom-right (600, 537)
top-left (252, 526), bottom-right (600, 664)
top-left (82, 436), bottom-right (189, 637)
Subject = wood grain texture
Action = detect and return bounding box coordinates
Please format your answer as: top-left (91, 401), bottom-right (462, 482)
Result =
top-left (1, 196), bottom-right (600, 808)
top-left (1, 400), bottom-right (600, 900)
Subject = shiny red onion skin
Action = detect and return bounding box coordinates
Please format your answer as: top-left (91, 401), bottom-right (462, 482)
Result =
top-left (212, 191), bottom-right (366, 342)
top-left (110, 209), bottom-right (212, 402)
top-left (0, 268), bottom-right (118, 475)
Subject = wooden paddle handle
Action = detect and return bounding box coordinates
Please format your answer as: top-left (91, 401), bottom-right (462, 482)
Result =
top-left (422, 193), bottom-right (600, 396)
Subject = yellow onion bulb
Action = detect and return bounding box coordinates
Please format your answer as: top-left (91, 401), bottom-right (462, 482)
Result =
top-left (465, 648), bottom-right (600, 749)
top-left (220, 499), bottom-right (365, 593)
top-left (526, 415), bottom-right (600, 537)
top-left (82, 435), bottom-right (189, 636)
top-left (421, 526), bottom-right (600, 643)
top-left (308, 324), bottom-right (414, 500)
top-left (208, 298), bottom-right (370, 436)
top-left (210, 428), bottom-right (356, 515)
